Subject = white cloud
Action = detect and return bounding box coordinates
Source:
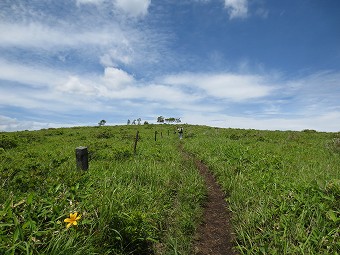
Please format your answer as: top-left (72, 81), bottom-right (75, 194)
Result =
top-left (75, 0), bottom-right (152, 17)
top-left (58, 76), bottom-right (98, 95)
top-left (224, 0), bottom-right (248, 19)
top-left (163, 73), bottom-right (274, 101)
top-left (102, 67), bottom-right (135, 89)
top-left (114, 0), bottom-right (151, 17)
top-left (76, 0), bottom-right (104, 6)
top-left (0, 115), bottom-right (77, 132)
top-left (54, 67), bottom-right (137, 97)
top-left (0, 22), bottom-right (126, 49)
top-left (181, 111), bottom-right (340, 132)
top-left (1, 54), bottom-right (340, 132)
top-left (0, 59), bottom-right (66, 88)
top-left (100, 47), bottom-right (133, 66)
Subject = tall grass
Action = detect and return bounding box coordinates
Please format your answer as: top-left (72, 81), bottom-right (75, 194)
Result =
top-left (184, 126), bottom-right (339, 254)
top-left (0, 125), bottom-right (205, 254)
top-left (2, 125), bottom-right (339, 254)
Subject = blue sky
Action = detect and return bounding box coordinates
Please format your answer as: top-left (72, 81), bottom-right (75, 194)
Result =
top-left (1, 0), bottom-right (340, 132)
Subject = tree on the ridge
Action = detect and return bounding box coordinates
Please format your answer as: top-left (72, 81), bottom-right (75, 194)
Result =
top-left (98, 120), bottom-right (106, 126)
top-left (157, 116), bottom-right (164, 123)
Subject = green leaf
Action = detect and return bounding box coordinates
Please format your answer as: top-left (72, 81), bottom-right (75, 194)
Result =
top-left (0, 223), bottom-right (14, 227)
top-left (326, 210), bottom-right (338, 222)
top-left (13, 227), bottom-right (21, 242)
top-left (27, 193), bottom-right (34, 205)
top-left (55, 184), bottom-right (61, 192)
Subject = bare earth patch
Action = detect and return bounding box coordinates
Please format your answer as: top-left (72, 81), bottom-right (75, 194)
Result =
top-left (181, 146), bottom-right (237, 255)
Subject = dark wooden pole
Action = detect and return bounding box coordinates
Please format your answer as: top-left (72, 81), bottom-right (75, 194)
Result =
top-left (76, 146), bottom-right (88, 170)
top-left (155, 131), bottom-right (157, 141)
top-left (134, 131), bottom-right (139, 154)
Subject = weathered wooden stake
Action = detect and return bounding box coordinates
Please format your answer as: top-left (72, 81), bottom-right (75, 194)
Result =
top-left (161, 132), bottom-right (163, 138)
top-left (155, 131), bottom-right (157, 141)
top-left (134, 131), bottom-right (139, 154)
top-left (76, 146), bottom-right (88, 170)
top-left (168, 130), bottom-right (170, 136)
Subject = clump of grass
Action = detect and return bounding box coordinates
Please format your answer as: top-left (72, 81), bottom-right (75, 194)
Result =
top-left (0, 134), bottom-right (19, 149)
top-left (328, 138), bottom-right (340, 153)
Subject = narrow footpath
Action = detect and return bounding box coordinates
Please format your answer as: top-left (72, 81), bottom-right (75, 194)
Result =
top-left (180, 145), bottom-right (237, 255)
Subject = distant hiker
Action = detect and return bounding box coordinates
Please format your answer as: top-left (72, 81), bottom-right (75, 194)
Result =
top-left (177, 127), bottom-right (183, 139)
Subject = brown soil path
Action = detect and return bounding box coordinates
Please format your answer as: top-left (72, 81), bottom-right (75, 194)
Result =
top-left (180, 145), bottom-right (237, 255)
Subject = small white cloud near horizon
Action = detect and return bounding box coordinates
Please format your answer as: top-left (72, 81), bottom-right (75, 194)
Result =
top-left (182, 111), bottom-right (340, 132)
top-left (0, 115), bottom-right (75, 132)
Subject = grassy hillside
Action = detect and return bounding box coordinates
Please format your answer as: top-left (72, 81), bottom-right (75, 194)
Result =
top-left (183, 126), bottom-right (340, 254)
top-left (1, 125), bottom-right (339, 254)
top-left (0, 125), bottom-right (205, 255)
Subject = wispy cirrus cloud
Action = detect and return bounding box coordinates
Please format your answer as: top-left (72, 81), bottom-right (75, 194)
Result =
top-left (114, 0), bottom-right (151, 17)
top-left (162, 72), bottom-right (274, 101)
top-left (0, 22), bottom-right (126, 49)
top-left (76, 0), bottom-right (151, 17)
top-left (0, 0), bottom-right (160, 74)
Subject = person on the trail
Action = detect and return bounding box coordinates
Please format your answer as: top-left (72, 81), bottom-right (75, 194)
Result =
top-left (177, 127), bottom-right (183, 139)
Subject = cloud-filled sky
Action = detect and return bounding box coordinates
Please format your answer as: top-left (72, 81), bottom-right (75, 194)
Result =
top-left (1, 0), bottom-right (340, 132)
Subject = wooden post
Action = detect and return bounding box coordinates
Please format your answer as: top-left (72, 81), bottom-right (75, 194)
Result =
top-left (161, 132), bottom-right (163, 138)
top-left (76, 146), bottom-right (88, 170)
top-left (134, 131), bottom-right (139, 154)
top-left (168, 130), bottom-right (170, 136)
top-left (155, 131), bottom-right (157, 141)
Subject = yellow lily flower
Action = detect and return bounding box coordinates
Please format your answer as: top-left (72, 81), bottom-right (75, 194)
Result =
top-left (64, 212), bottom-right (81, 229)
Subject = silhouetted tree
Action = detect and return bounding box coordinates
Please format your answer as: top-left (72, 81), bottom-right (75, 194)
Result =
top-left (98, 120), bottom-right (106, 126)
top-left (157, 116), bottom-right (164, 123)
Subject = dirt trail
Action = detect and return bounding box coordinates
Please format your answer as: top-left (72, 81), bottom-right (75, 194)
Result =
top-left (180, 145), bottom-right (237, 255)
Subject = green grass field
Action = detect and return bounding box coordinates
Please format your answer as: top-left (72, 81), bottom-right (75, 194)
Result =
top-left (183, 126), bottom-right (340, 254)
top-left (1, 125), bottom-right (339, 254)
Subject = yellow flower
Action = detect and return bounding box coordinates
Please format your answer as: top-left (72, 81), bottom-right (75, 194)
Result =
top-left (64, 212), bottom-right (81, 229)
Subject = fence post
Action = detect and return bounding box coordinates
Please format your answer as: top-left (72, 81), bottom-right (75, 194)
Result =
top-left (155, 131), bottom-right (157, 141)
top-left (76, 146), bottom-right (88, 170)
top-left (134, 131), bottom-right (139, 154)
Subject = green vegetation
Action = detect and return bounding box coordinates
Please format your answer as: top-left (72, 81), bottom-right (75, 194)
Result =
top-left (1, 125), bottom-right (339, 254)
top-left (0, 126), bottom-right (205, 254)
top-left (183, 126), bottom-right (340, 254)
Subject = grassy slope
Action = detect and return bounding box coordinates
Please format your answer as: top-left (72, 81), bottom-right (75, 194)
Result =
top-left (1, 125), bottom-right (339, 254)
top-left (0, 125), bottom-right (205, 255)
top-left (183, 126), bottom-right (340, 254)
